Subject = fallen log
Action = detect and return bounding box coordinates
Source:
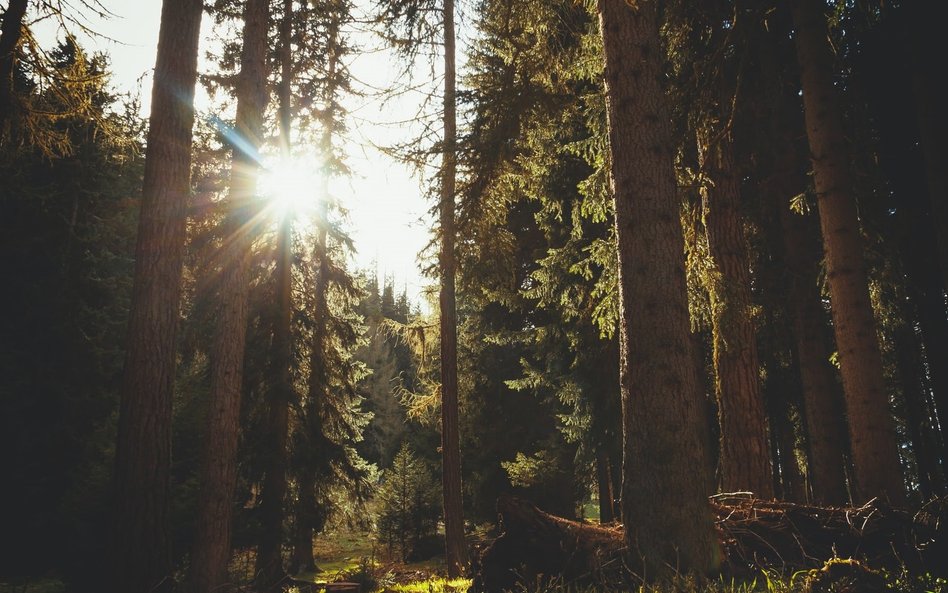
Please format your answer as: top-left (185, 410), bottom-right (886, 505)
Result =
top-left (470, 494), bottom-right (948, 593)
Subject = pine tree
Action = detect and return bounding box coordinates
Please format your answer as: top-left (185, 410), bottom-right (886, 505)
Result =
top-left (598, 0), bottom-right (719, 576)
top-left (791, 0), bottom-right (905, 505)
top-left (187, 0), bottom-right (270, 590)
top-left (110, 1), bottom-right (203, 591)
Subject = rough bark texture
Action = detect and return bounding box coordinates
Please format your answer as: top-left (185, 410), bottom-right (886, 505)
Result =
top-left (186, 0), bottom-right (269, 591)
top-left (0, 0), bottom-right (28, 133)
top-left (598, 0), bottom-right (720, 578)
top-left (440, 0), bottom-right (467, 577)
top-left (110, 1), bottom-right (202, 592)
top-left (470, 495), bottom-right (948, 593)
top-left (700, 131), bottom-right (773, 498)
top-left (791, 0), bottom-right (905, 505)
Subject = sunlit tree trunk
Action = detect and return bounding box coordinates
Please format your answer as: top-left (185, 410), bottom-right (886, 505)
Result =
top-left (187, 0), bottom-right (270, 591)
top-left (791, 0), bottom-right (905, 505)
top-left (598, 0), bottom-right (720, 577)
top-left (255, 0), bottom-right (295, 584)
top-left (110, 1), bottom-right (202, 592)
top-left (440, 0), bottom-right (467, 577)
top-left (699, 130), bottom-right (773, 498)
top-left (0, 0), bottom-right (28, 134)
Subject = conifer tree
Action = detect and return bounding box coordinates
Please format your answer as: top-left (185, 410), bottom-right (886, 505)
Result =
top-left (598, 0), bottom-right (719, 576)
top-left (187, 0), bottom-right (270, 590)
top-left (110, 1), bottom-right (203, 591)
top-left (791, 0), bottom-right (905, 505)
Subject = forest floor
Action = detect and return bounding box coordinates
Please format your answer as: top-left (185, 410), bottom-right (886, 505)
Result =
top-left (287, 525), bottom-right (473, 593)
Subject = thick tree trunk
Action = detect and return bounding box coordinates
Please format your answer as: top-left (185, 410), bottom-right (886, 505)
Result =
top-left (791, 0), bottom-right (905, 505)
top-left (440, 0), bottom-right (467, 578)
top-left (0, 0), bottom-right (27, 133)
top-left (699, 131), bottom-right (773, 498)
top-left (109, 1), bottom-right (202, 592)
top-left (598, 0), bottom-right (720, 577)
top-left (186, 0), bottom-right (269, 591)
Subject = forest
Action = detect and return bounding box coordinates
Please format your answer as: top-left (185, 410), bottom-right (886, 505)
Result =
top-left (2, 0), bottom-right (948, 592)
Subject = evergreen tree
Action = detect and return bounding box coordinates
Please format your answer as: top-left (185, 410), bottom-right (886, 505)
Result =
top-left (110, 1), bottom-right (203, 591)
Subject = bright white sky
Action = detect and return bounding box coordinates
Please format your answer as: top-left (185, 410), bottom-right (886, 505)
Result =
top-left (35, 0), bottom-right (439, 307)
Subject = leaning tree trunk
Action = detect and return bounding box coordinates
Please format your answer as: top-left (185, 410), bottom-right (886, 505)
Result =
top-left (699, 129), bottom-right (773, 499)
top-left (110, 1), bottom-right (202, 592)
top-left (791, 0), bottom-right (905, 505)
top-left (186, 0), bottom-right (270, 591)
top-left (440, 0), bottom-right (467, 578)
top-left (598, 0), bottom-right (720, 578)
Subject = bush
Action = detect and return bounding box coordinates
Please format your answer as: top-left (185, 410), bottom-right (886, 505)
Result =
top-left (376, 444), bottom-right (441, 561)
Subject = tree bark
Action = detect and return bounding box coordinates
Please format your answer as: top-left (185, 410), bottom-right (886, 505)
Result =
top-left (440, 0), bottom-right (467, 578)
top-left (186, 0), bottom-right (269, 591)
top-left (110, 1), bottom-right (203, 592)
top-left (791, 0), bottom-right (905, 505)
top-left (699, 130), bottom-right (773, 498)
top-left (0, 0), bottom-right (28, 134)
top-left (598, 0), bottom-right (720, 577)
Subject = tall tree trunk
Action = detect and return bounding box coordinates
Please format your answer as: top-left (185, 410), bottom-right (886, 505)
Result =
top-left (0, 0), bottom-right (27, 134)
top-left (110, 1), bottom-right (203, 592)
top-left (791, 0), bottom-right (905, 505)
top-left (255, 0), bottom-right (296, 586)
top-left (598, 0), bottom-right (720, 577)
top-left (440, 0), bottom-right (467, 578)
top-left (187, 0), bottom-right (269, 591)
top-left (699, 130), bottom-right (773, 498)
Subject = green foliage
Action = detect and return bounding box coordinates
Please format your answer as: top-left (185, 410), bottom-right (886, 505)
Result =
top-left (375, 444), bottom-right (442, 562)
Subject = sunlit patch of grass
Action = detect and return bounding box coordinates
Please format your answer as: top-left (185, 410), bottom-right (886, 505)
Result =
top-left (384, 577), bottom-right (472, 593)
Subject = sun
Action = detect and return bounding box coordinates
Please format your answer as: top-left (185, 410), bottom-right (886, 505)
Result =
top-left (258, 154), bottom-right (322, 220)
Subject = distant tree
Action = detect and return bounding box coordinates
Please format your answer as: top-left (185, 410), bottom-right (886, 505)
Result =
top-left (110, 0), bottom-right (203, 591)
top-left (597, 0), bottom-right (720, 577)
top-left (376, 444), bottom-right (441, 562)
